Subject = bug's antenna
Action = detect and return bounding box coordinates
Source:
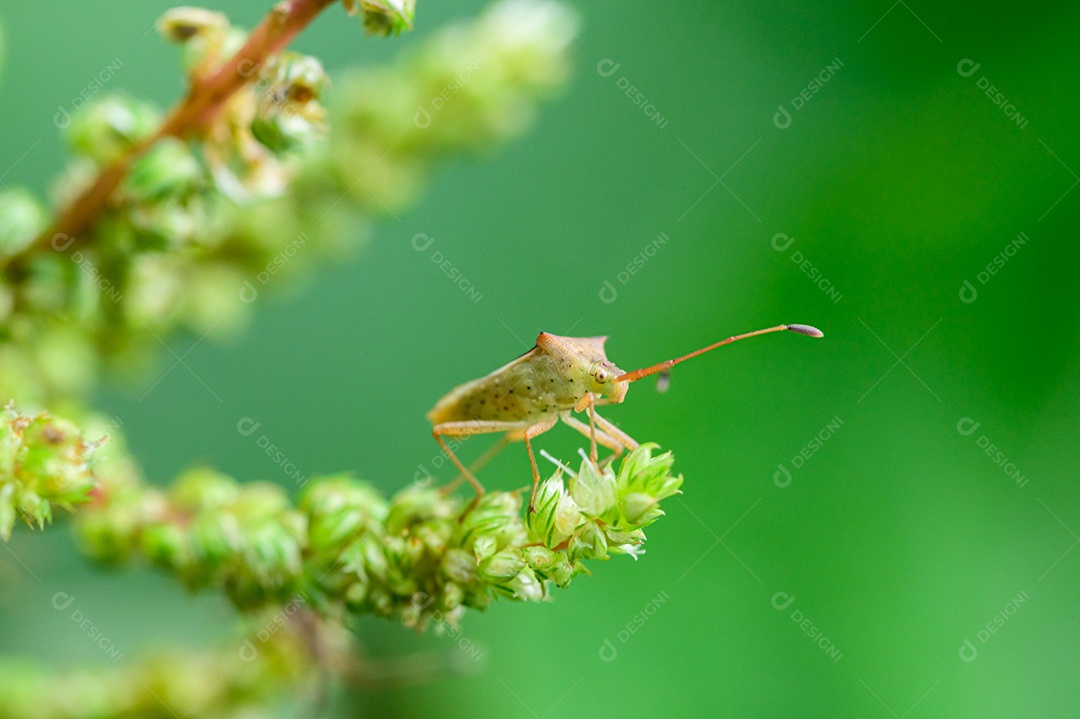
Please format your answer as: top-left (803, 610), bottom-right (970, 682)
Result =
top-left (613, 323), bottom-right (824, 384)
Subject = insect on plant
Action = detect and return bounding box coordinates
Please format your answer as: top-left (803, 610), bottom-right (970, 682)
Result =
top-left (427, 323), bottom-right (824, 511)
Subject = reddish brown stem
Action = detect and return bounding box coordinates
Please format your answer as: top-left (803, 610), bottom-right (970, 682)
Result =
top-left (11, 0), bottom-right (335, 265)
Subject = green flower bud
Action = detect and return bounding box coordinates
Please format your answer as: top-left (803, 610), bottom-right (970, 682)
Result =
top-left (125, 138), bottom-right (202, 202)
top-left (441, 547), bottom-right (477, 584)
top-left (158, 7), bottom-right (228, 43)
top-left (458, 490), bottom-right (526, 555)
top-left (65, 95), bottom-right (160, 165)
top-left (617, 443), bottom-right (683, 503)
top-left (443, 581), bottom-right (465, 609)
top-left (570, 457), bottom-right (618, 521)
top-left (121, 253), bottom-right (183, 326)
top-left (526, 475), bottom-right (568, 548)
top-left (20, 414), bottom-right (98, 499)
top-left (522, 545), bottom-right (557, 571)
top-left (190, 511), bottom-right (241, 568)
top-left (555, 493), bottom-right (582, 541)
top-left (478, 547), bottom-right (525, 581)
top-left (568, 520), bottom-right (608, 562)
top-left (620, 492), bottom-right (661, 527)
top-left (345, 0), bottom-right (416, 37)
top-left (243, 521), bottom-right (303, 592)
top-left (301, 476), bottom-right (386, 552)
top-left (251, 54), bottom-right (329, 154)
top-left (604, 527), bottom-right (645, 547)
top-left (385, 483), bottom-right (455, 536)
top-left (158, 8), bottom-right (235, 76)
top-left (547, 557), bottom-right (575, 588)
top-left (75, 492), bottom-right (144, 563)
top-left (169, 468), bottom-right (238, 511)
top-left (502, 567), bottom-right (543, 602)
top-left (471, 533), bottom-right (497, 563)
top-left (141, 522), bottom-right (192, 572)
top-left (0, 188), bottom-right (48, 257)
top-left (344, 580), bottom-right (368, 609)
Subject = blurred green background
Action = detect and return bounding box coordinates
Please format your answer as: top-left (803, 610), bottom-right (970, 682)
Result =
top-left (3, 1), bottom-right (1080, 716)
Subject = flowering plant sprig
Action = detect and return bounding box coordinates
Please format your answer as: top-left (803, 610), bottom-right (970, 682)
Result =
top-left (73, 442), bottom-right (681, 628)
top-left (0, 405), bottom-right (102, 539)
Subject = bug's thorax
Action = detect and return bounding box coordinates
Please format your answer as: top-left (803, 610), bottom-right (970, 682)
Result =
top-left (535, 332), bottom-right (628, 408)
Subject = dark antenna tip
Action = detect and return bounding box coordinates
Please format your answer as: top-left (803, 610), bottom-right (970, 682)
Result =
top-left (787, 324), bottom-right (824, 338)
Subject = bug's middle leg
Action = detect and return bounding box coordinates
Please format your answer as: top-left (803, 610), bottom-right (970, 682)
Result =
top-left (522, 416), bottom-right (558, 513)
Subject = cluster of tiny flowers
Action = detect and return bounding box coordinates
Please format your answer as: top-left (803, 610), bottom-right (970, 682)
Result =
top-left (0, 615), bottom-right (325, 719)
top-left (0, 405), bottom-right (102, 539)
top-left (74, 445), bottom-right (680, 628)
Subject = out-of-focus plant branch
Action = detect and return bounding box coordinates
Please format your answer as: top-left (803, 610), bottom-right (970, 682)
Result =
top-left (0, 2), bottom-right (692, 716)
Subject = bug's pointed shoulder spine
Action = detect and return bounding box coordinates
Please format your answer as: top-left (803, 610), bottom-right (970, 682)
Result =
top-left (535, 332), bottom-right (561, 353)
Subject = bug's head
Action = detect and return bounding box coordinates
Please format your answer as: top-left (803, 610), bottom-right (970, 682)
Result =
top-left (587, 357), bottom-right (629, 404)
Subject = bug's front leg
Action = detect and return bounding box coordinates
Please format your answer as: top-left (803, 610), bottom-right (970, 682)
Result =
top-left (574, 392), bottom-right (601, 463)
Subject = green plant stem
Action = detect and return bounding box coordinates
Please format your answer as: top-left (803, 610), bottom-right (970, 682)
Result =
top-left (10, 0), bottom-right (336, 267)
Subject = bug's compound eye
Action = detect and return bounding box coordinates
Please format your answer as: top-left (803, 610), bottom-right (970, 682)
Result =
top-left (593, 367), bottom-right (608, 384)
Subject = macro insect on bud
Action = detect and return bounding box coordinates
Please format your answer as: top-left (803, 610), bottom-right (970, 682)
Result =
top-left (428, 323), bottom-right (824, 512)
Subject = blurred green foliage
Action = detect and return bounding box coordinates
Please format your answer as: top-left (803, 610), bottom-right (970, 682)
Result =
top-left (1, 1), bottom-right (1079, 717)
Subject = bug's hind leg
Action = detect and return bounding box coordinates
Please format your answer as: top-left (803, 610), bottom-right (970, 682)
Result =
top-left (432, 420), bottom-right (529, 497)
top-left (438, 434), bottom-right (514, 494)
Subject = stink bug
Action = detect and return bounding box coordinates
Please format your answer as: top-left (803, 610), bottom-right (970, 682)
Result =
top-left (427, 323), bottom-right (823, 511)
